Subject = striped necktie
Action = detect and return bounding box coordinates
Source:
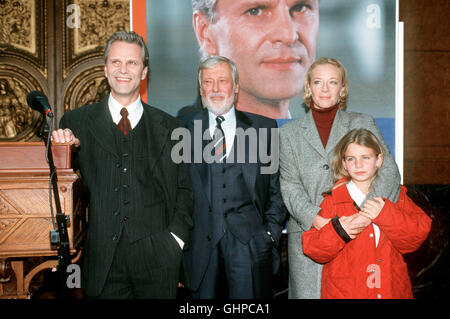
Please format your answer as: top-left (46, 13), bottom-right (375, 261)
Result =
top-left (213, 115), bottom-right (226, 162)
top-left (118, 107), bottom-right (132, 136)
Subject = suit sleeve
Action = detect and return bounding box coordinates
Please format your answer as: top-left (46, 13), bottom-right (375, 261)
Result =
top-left (168, 132), bottom-right (194, 248)
top-left (302, 196), bottom-right (346, 264)
top-left (59, 110), bottom-right (83, 172)
top-left (373, 188), bottom-right (432, 254)
top-left (279, 130), bottom-right (321, 230)
top-left (364, 116), bottom-right (401, 204)
top-left (262, 122), bottom-right (288, 245)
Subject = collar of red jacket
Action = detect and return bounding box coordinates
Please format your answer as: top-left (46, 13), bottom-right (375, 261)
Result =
top-left (330, 178), bottom-right (355, 205)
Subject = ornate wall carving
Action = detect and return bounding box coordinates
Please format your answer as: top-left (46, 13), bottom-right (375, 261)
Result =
top-left (61, 0), bottom-right (129, 115)
top-left (63, 66), bottom-right (110, 112)
top-left (0, 0), bottom-right (47, 76)
top-left (0, 73), bottom-right (42, 140)
top-left (0, 0), bottom-right (130, 141)
top-left (63, 0), bottom-right (130, 78)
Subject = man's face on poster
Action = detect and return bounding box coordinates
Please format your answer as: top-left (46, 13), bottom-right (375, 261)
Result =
top-left (194, 0), bottom-right (319, 105)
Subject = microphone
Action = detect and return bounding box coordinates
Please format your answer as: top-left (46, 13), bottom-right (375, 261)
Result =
top-left (27, 91), bottom-right (54, 118)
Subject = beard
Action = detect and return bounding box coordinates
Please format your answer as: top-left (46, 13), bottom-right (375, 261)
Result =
top-left (202, 93), bottom-right (235, 116)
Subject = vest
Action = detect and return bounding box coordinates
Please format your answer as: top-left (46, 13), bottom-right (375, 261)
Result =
top-left (111, 117), bottom-right (161, 243)
top-left (209, 138), bottom-right (254, 245)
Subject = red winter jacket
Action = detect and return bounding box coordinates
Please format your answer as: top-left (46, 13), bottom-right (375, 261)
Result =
top-left (302, 180), bottom-right (432, 299)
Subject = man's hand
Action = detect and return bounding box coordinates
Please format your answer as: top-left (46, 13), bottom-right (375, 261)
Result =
top-left (360, 197), bottom-right (385, 221)
top-left (51, 128), bottom-right (80, 148)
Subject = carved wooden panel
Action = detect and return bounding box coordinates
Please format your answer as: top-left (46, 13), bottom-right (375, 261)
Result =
top-left (0, 0), bottom-right (130, 141)
top-left (0, 0), bottom-right (47, 76)
top-left (0, 0), bottom-right (47, 141)
top-left (60, 0), bottom-right (129, 116)
top-left (63, 0), bottom-right (130, 79)
top-left (0, 143), bottom-right (87, 258)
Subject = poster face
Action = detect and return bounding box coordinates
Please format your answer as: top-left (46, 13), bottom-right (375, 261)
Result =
top-left (146, 0), bottom-right (397, 152)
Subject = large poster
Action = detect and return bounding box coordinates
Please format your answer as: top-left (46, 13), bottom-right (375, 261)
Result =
top-left (144, 0), bottom-right (397, 154)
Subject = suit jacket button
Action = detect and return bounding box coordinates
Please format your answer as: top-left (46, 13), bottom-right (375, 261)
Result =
top-left (208, 206), bottom-right (212, 212)
top-left (207, 235), bottom-right (211, 241)
top-left (112, 235), bottom-right (118, 241)
top-left (323, 164), bottom-right (329, 170)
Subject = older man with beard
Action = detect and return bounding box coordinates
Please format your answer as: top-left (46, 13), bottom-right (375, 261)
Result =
top-left (178, 56), bottom-right (287, 298)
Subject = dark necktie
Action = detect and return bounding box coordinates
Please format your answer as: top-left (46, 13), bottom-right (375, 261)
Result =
top-left (118, 107), bottom-right (132, 136)
top-left (213, 115), bottom-right (226, 162)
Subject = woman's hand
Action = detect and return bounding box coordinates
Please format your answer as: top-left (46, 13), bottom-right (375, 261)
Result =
top-left (312, 214), bottom-right (331, 230)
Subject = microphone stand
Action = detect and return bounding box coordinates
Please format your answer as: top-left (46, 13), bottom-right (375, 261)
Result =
top-left (39, 115), bottom-right (71, 299)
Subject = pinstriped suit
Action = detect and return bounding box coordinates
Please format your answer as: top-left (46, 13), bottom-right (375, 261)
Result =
top-left (60, 98), bottom-right (193, 297)
top-left (279, 109), bottom-right (400, 298)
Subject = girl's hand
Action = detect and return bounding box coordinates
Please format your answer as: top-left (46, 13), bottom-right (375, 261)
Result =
top-left (339, 214), bottom-right (369, 239)
top-left (360, 197), bottom-right (385, 221)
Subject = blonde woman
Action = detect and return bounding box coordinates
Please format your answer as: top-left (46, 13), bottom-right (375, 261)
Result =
top-left (279, 57), bottom-right (401, 298)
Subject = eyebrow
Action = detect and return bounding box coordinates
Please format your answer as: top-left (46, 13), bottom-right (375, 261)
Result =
top-left (233, 0), bottom-right (274, 12)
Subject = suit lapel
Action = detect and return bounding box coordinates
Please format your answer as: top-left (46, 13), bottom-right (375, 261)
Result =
top-left (325, 109), bottom-right (350, 155)
top-left (302, 111), bottom-right (327, 158)
top-left (235, 110), bottom-right (259, 201)
top-left (189, 109), bottom-right (212, 204)
top-left (142, 103), bottom-right (170, 173)
top-left (87, 98), bottom-right (119, 159)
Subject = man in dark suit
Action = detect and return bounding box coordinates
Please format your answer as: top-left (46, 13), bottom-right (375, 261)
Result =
top-left (51, 31), bottom-right (193, 298)
top-left (178, 56), bottom-right (287, 298)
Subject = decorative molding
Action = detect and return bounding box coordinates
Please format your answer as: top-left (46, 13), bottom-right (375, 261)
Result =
top-left (63, 0), bottom-right (130, 79)
top-left (0, 0), bottom-right (47, 77)
top-left (63, 65), bottom-right (110, 112)
top-left (0, 65), bottom-right (44, 141)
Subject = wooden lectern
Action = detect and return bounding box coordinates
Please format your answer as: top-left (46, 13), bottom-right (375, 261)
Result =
top-left (0, 142), bottom-right (87, 298)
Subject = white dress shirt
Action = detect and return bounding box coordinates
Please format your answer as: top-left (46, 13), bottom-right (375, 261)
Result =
top-left (346, 181), bottom-right (380, 247)
top-left (208, 106), bottom-right (236, 158)
top-left (107, 94), bottom-right (184, 249)
top-left (108, 94), bottom-right (143, 128)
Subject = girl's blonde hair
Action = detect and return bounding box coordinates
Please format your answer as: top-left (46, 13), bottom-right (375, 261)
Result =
top-left (332, 129), bottom-right (383, 182)
top-left (302, 57), bottom-right (349, 110)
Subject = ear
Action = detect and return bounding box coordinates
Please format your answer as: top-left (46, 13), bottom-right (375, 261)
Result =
top-left (376, 153), bottom-right (384, 169)
top-left (141, 66), bottom-right (148, 80)
top-left (193, 11), bottom-right (219, 56)
top-left (342, 158), bottom-right (348, 171)
top-left (234, 83), bottom-right (240, 95)
top-left (304, 81), bottom-right (312, 96)
top-left (339, 85), bottom-right (346, 99)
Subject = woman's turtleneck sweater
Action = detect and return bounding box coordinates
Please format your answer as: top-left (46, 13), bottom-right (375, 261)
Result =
top-left (310, 101), bottom-right (340, 148)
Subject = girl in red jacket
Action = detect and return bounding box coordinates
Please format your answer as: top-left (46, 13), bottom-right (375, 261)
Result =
top-left (302, 128), bottom-right (432, 299)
